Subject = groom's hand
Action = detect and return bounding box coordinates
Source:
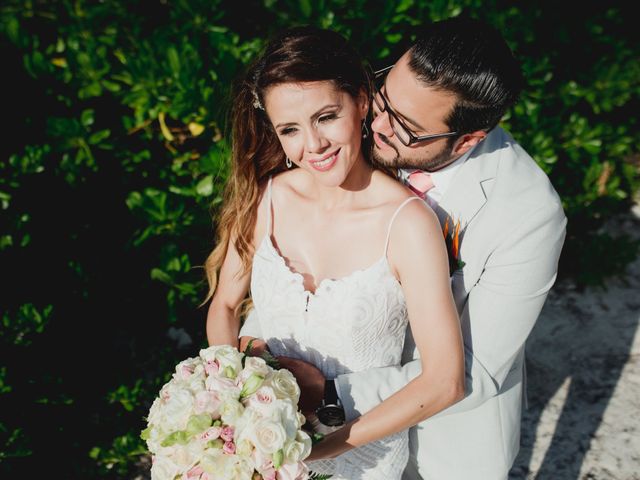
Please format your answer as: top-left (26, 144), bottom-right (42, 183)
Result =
top-left (276, 356), bottom-right (325, 416)
top-left (239, 336), bottom-right (269, 357)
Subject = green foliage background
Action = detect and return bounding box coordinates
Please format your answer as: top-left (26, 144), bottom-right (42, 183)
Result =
top-left (1, 0), bottom-right (638, 477)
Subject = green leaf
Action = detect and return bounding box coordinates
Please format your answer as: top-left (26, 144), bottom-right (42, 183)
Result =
top-left (272, 449), bottom-right (284, 469)
top-left (161, 430), bottom-right (190, 447)
top-left (88, 129), bottom-right (111, 144)
top-left (196, 175), bottom-right (213, 196)
top-left (299, 0), bottom-right (312, 18)
top-left (186, 414), bottom-right (213, 435)
top-left (168, 47), bottom-right (180, 76)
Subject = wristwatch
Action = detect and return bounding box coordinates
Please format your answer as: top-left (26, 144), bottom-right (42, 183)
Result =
top-left (315, 379), bottom-right (346, 427)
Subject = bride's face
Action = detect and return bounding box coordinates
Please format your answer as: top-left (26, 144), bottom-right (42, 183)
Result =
top-left (264, 80), bottom-right (368, 187)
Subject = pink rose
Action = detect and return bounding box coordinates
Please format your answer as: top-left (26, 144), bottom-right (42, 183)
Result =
top-left (179, 365), bottom-right (194, 380)
top-left (260, 467), bottom-right (277, 480)
top-left (200, 426), bottom-right (222, 441)
top-left (220, 426), bottom-right (234, 442)
top-left (223, 441), bottom-right (236, 455)
top-left (205, 360), bottom-right (219, 376)
top-left (184, 465), bottom-right (204, 479)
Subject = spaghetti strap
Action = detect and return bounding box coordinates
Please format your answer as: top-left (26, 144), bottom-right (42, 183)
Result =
top-left (383, 196), bottom-right (422, 256)
top-left (265, 176), bottom-right (274, 236)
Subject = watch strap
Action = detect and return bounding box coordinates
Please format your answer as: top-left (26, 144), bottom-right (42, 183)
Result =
top-left (323, 379), bottom-right (340, 406)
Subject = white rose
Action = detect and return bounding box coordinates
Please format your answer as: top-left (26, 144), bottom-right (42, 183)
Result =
top-left (147, 397), bottom-right (163, 426)
top-left (172, 441), bottom-right (204, 469)
top-left (198, 345), bottom-right (222, 363)
top-left (145, 425), bottom-right (163, 453)
top-left (235, 438), bottom-right (253, 457)
top-left (275, 401), bottom-right (302, 439)
top-left (174, 357), bottom-right (200, 382)
top-left (283, 431), bottom-right (312, 463)
top-left (225, 457), bottom-right (254, 480)
top-left (241, 356), bottom-right (270, 380)
top-left (150, 455), bottom-right (181, 480)
top-left (205, 375), bottom-right (241, 400)
top-left (200, 450), bottom-right (234, 477)
top-left (201, 345), bottom-right (244, 378)
top-left (250, 418), bottom-right (287, 454)
top-left (245, 386), bottom-right (277, 417)
top-left (220, 398), bottom-right (245, 425)
top-left (276, 461), bottom-right (308, 480)
top-left (268, 370), bottom-right (300, 403)
top-left (193, 390), bottom-right (221, 417)
top-left (162, 387), bottom-right (194, 431)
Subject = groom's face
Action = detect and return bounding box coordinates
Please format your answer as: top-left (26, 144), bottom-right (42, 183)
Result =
top-left (370, 52), bottom-right (459, 172)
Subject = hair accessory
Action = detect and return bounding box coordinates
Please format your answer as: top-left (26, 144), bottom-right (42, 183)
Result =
top-left (285, 157), bottom-right (293, 168)
top-left (251, 89), bottom-right (264, 110)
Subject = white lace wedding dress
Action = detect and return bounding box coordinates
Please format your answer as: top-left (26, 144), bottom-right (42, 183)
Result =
top-left (243, 177), bottom-right (419, 479)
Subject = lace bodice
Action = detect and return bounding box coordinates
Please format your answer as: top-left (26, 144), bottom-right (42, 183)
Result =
top-left (247, 177), bottom-right (418, 479)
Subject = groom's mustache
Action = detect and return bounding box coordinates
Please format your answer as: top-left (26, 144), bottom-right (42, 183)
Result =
top-left (375, 131), bottom-right (400, 157)
top-left (377, 132), bottom-right (393, 147)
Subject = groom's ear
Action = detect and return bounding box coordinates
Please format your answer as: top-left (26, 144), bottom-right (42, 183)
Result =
top-left (452, 130), bottom-right (487, 156)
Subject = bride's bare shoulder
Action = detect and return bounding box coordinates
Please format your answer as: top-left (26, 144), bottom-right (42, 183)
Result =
top-left (371, 169), bottom-right (414, 204)
top-left (271, 169), bottom-right (311, 199)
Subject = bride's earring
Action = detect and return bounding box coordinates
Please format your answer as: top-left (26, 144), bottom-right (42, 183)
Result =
top-left (362, 121), bottom-right (369, 139)
top-left (285, 157), bottom-right (293, 169)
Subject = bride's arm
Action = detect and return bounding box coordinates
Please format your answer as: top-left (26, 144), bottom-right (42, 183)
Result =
top-left (205, 236), bottom-right (251, 348)
top-left (309, 200), bottom-right (465, 459)
top-left (206, 189), bottom-right (270, 347)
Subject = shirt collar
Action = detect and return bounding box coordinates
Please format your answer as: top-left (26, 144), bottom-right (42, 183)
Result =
top-left (399, 144), bottom-right (477, 197)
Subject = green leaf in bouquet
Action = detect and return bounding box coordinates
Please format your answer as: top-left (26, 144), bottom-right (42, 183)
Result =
top-left (243, 338), bottom-right (256, 356)
top-left (260, 350), bottom-right (280, 370)
top-left (207, 438), bottom-right (224, 449)
top-left (186, 414), bottom-right (213, 436)
top-left (223, 366), bottom-right (236, 378)
top-left (309, 473), bottom-right (332, 480)
top-left (161, 430), bottom-right (190, 447)
top-left (140, 426), bottom-right (152, 441)
top-left (272, 448), bottom-right (284, 469)
top-left (311, 432), bottom-right (325, 445)
top-left (239, 373), bottom-right (264, 399)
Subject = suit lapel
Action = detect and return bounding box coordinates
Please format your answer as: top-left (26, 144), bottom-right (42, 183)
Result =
top-left (434, 128), bottom-right (502, 228)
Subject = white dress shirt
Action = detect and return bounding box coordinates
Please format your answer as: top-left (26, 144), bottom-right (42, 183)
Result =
top-left (399, 146), bottom-right (476, 207)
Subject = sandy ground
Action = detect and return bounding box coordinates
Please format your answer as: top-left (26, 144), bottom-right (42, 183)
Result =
top-left (509, 201), bottom-right (640, 480)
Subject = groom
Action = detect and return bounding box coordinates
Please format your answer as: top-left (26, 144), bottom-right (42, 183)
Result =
top-left (338, 16), bottom-right (566, 479)
top-left (247, 16), bottom-right (567, 480)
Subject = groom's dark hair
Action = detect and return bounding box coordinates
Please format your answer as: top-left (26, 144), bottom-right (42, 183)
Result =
top-left (409, 16), bottom-right (525, 136)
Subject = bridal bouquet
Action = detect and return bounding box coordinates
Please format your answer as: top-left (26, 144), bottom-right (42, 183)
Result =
top-left (142, 344), bottom-right (314, 480)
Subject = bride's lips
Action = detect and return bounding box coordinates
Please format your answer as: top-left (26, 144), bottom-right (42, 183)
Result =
top-left (309, 149), bottom-right (340, 172)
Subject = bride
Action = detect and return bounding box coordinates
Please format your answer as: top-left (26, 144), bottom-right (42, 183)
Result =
top-left (204, 26), bottom-right (464, 479)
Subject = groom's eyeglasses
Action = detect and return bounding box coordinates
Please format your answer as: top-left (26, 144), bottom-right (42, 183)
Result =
top-left (372, 65), bottom-right (459, 147)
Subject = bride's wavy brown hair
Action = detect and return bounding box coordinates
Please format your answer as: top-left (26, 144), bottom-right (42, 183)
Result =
top-left (203, 25), bottom-right (372, 303)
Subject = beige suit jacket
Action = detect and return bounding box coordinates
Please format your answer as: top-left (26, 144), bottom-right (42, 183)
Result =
top-left (335, 126), bottom-right (567, 480)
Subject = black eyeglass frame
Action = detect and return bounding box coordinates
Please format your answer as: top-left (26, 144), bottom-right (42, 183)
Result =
top-left (373, 65), bottom-right (459, 146)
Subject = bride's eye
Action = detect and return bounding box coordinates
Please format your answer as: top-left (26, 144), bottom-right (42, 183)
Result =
top-left (318, 113), bottom-right (338, 123)
top-left (279, 127), bottom-right (297, 136)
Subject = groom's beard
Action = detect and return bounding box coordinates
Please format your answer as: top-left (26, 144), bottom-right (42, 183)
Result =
top-left (371, 132), bottom-right (455, 172)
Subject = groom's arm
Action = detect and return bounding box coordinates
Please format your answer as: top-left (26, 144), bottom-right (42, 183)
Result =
top-left (336, 200), bottom-right (567, 420)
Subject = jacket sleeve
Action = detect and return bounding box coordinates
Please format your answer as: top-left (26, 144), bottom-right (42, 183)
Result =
top-left (336, 200), bottom-right (567, 420)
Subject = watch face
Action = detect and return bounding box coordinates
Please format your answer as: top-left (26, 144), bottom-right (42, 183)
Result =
top-left (317, 405), bottom-right (345, 427)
